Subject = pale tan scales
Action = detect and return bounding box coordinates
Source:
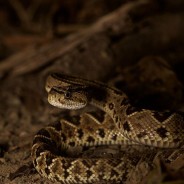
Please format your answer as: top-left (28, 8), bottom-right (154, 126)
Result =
top-left (31, 73), bottom-right (184, 183)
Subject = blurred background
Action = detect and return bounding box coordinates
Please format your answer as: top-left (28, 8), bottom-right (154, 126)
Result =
top-left (0, 0), bottom-right (124, 58)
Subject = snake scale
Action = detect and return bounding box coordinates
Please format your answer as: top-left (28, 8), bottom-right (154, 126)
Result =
top-left (31, 72), bottom-right (184, 183)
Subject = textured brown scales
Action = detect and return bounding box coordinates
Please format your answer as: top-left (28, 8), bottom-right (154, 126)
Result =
top-left (32, 112), bottom-right (129, 183)
top-left (32, 73), bottom-right (184, 183)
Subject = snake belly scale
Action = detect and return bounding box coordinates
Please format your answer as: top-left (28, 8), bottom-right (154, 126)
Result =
top-left (31, 73), bottom-right (184, 183)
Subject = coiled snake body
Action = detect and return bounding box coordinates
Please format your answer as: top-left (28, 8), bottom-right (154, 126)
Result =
top-left (32, 73), bottom-right (184, 183)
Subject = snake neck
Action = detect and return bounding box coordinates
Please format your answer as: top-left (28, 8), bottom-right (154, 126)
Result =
top-left (89, 85), bottom-right (129, 124)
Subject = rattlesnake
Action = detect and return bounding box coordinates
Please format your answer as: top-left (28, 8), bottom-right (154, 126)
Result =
top-left (31, 71), bottom-right (184, 183)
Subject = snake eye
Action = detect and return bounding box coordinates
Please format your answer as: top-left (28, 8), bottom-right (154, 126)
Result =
top-left (64, 91), bottom-right (71, 98)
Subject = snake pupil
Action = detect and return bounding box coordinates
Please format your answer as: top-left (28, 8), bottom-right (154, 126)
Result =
top-left (65, 91), bottom-right (71, 98)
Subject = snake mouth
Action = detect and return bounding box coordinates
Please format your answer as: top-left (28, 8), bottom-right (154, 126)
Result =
top-left (48, 93), bottom-right (87, 109)
top-left (48, 100), bottom-right (86, 109)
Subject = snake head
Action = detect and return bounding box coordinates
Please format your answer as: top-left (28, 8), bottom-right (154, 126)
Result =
top-left (45, 72), bottom-right (115, 110)
top-left (47, 85), bottom-right (89, 109)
